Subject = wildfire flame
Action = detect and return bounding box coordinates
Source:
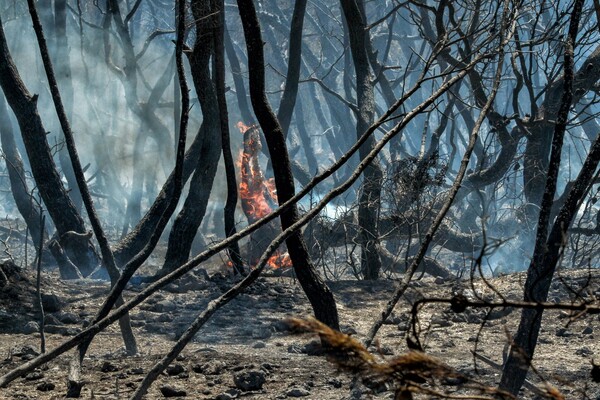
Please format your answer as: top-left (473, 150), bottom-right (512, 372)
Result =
top-left (237, 122), bottom-right (278, 220)
top-left (236, 121), bottom-right (292, 270)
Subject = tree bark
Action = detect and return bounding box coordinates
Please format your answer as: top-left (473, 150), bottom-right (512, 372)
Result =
top-left (340, 0), bottom-right (383, 280)
top-left (276, 0), bottom-right (307, 137)
top-left (159, 0), bottom-right (222, 275)
top-left (0, 92), bottom-right (46, 250)
top-left (54, 0), bottom-right (83, 213)
top-left (500, 1), bottom-right (588, 394)
top-left (237, 0), bottom-right (339, 330)
top-left (215, 0), bottom-right (244, 274)
top-left (0, 14), bottom-right (99, 277)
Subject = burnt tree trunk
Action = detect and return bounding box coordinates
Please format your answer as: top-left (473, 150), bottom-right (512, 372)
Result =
top-left (215, 0), bottom-right (244, 274)
top-left (54, 0), bottom-right (83, 213)
top-left (0, 92), bottom-right (46, 250)
top-left (237, 0), bottom-right (339, 330)
top-left (159, 0), bottom-right (222, 275)
top-left (340, 0), bottom-right (383, 280)
top-left (276, 0), bottom-right (307, 137)
top-left (0, 16), bottom-right (99, 277)
top-left (500, 1), bottom-right (588, 393)
top-left (224, 27), bottom-right (254, 124)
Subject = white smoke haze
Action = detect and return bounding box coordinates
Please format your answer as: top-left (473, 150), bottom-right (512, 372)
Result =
top-left (0, 0), bottom-right (598, 277)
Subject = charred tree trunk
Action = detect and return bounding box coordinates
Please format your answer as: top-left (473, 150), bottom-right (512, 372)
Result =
top-left (0, 93), bottom-right (46, 250)
top-left (0, 16), bottom-right (99, 277)
top-left (224, 27), bottom-right (254, 124)
top-left (237, 0), bottom-right (339, 330)
top-left (276, 0), bottom-right (307, 137)
top-left (500, 2), bottom-right (587, 393)
top-left (54, 0), bottom-right (83, 213)
top-left (159, 0), bottom-right (222, 275)
top-left (340, 0), bottom-right (383, 280)
top-left (215, 0), bottom-right (244, 274)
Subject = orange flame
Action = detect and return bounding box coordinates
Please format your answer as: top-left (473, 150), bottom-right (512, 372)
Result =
top-left (236, 121), bottom-right (252, 133)
top-left (236, 121), bottom-right (291, 270)
top-left (267, 252), bottom-right (292, 269)
top-left (237, 121), bottom-right (277, 221)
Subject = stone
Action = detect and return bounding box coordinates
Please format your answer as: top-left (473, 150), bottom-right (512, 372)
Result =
top-left (272, 320), bottom-right (291, 332)
top-left (301, 340), bottom-right (323, 356)
top-left (166, 364), bottom-right (186, 376)
top-left (582, 326), bottom-right (593, 335)
top-left (576, 346), bottom-right (593, 357)
top-left (160, 385), bottom-right (187, 397)
top-left (100, 361), bottom-right (119, 373)
top-left (340, 325), bottom-right (357, 335)
top-left (215, 391), bottom-right (238, 400)
top-left (36, 382), bottom-right (55, 391)
top-left (556, 328), bottom-right (572, 337)
top-left (488, 307), bottom-right (513, 320)
top-left (129, 367), bottom-right (144, 375)
top-left (157, 313), bottom-right (174, 323)
top-left (287, 387), bottom-right (310, 397)
top-left (431, 316), bottom-right (453, 327)
top-left (13, 345), bottom-right (39, 359)
top-left (253, 341), bottom-right (266, 349)
top-left (44, 314), bottom-right (62, 326)
top-left (451, 313), bottom-right (467, 323)
top-left (55, 311), bottom-right (79, 324)
top-left (41, 294), bottom-right (61, 313)
top-left (233, 370), bottom-right (266, 391)
top-left (328, 378), bottom-right (343, 388)
top-left (23, 321), bottom-right (40, 334)
top-left (24, 371), bottom-right (44, 381)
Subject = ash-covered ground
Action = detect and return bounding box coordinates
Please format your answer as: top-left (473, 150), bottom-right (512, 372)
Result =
top-left (0, 259), bottom-right (599, 399)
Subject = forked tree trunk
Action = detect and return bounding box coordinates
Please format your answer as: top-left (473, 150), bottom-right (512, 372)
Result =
top-left (237, 0), bottom-right (339, 330)
top-left (159, 0), bottom-right (222, 275)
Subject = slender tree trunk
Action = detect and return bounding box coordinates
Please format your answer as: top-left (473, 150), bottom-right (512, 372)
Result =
top-left (0, 93), bottom-right (46, 249)
top-left (237, 0), bottom-right (339, 330)
top-left (340, 0), bottom-right (383, 280)
top-left (224, 28), bottom-right (254, 124)
top-left (499, 1), bottom-right (586, 394)
top-left (215, 0), bottom-right (244, 274)
top-left (276, 0), bottom-right (307, 136)
top-left (159, 0), bottom-right (222, 275)
top-left (54, 0), bottom-right (83, 213)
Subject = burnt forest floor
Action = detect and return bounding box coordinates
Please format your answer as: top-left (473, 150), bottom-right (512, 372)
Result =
top-left (1, 259), bottom-right (600, 399)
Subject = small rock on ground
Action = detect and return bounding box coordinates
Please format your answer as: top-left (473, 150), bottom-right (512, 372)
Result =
top-left (233, 370), bottom-right (266, 391)
top-left (160, 385), bottom-right (187, 397)
top-left (286, 387), bottom-right (310, 397)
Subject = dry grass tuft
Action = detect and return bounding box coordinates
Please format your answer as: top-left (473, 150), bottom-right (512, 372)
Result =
top-left (285, 317), bottom-right (564, 400)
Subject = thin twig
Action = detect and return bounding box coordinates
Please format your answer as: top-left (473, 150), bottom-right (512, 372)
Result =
top-left (36, 215), bottom-right (45, 354)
